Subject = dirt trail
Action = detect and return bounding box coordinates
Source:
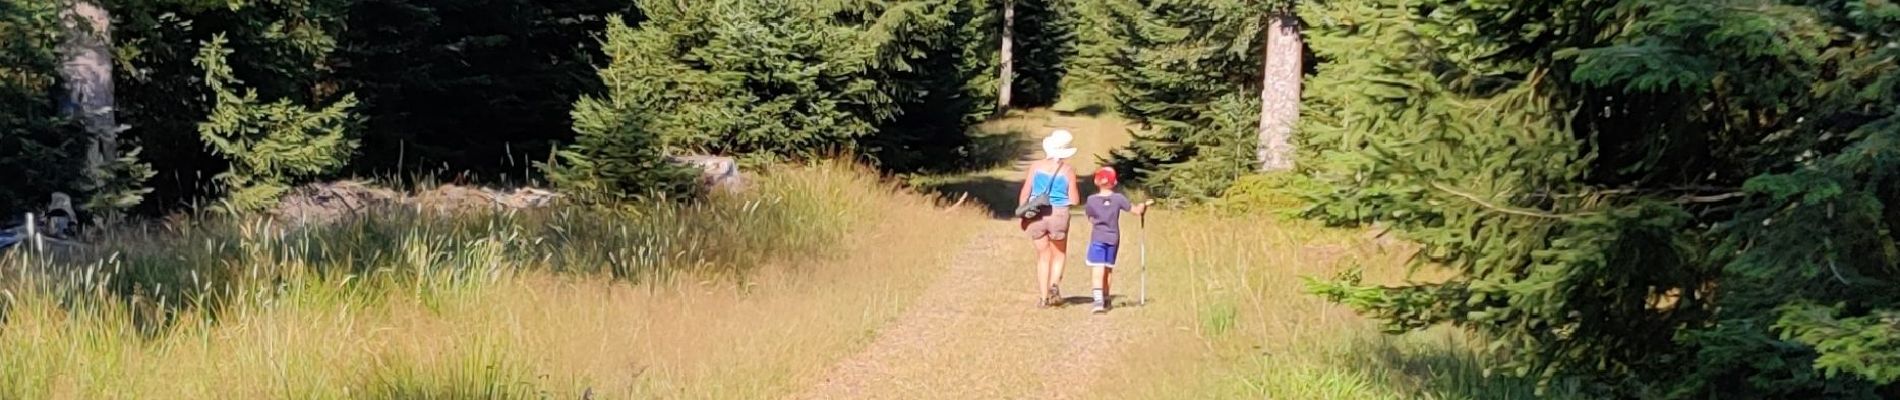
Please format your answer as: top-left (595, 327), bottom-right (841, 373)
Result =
top-left (792, 111), bottom-right (1137, 399)
top-left (791, 222), bottom-right (1131, 400)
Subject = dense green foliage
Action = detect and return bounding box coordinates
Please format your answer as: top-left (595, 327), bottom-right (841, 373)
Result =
top-left (334, 0), bottom-right (634, 177)
top-left (1004, 0), bottom-right (1075, 108)
top-left (1300, 0), bottom-right (1900, 396)
top-left (547, 0), bottom-right (1033, 198)
top-left (0, 0), bottom-right (87, 214)
top-left (1096, 0), bottom-right (1276, 201)
top-left (5, 0), bottom-right (1081, 212)
top-left (193, 35), bottom-right (359, 212)
top-left (94, 0), bottom-right (632, 211)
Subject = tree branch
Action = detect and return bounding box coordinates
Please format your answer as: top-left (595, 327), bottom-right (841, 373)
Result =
top-left (1429, 182), bottom-right (1596, 220)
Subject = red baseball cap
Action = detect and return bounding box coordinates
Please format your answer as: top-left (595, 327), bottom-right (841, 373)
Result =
top-left (1093, 167), bottom-right (1118, 187)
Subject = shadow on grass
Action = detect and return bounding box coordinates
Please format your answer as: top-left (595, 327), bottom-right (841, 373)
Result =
top-left (1055, 103), bottom-right (1109, 117)
top-left (914, 173), bottom-right (1105, 220)
top-left (1059, 294), bottom-right (1146, 307)
top-left (960, 129), bottom-right (1035, 172)
top-left (1331, 330), bottom-right (1587, 399)
top-left (910, 123), bottom-right (1111, 220)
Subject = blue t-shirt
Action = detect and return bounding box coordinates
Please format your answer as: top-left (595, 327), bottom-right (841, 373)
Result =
top-left (1084, 192), bottom-right (1133, 244)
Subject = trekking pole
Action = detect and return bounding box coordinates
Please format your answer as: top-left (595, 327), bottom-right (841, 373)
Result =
top-left (1139, 210), bottom-right (1148, 306)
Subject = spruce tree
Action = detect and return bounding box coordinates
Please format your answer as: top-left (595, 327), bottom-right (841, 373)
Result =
top-left (541, 17), bottom-right (695, 201)
top-left (1103, 0), bottom-right (1273, 200)
top-left (1300, 0), bottom-right (1900, 396)
top-left (193, 35), bottom-right (359, 212)
top-left (334, 0), bottom-right (635, 179)
top-left (1058, 0), bottom-right (1129, 109)
top-left (851, 0), bottom-right (1004, 172)
top-left (1008, 0), bottom-right (1076, 108)
top-left (548, 0), bottom-right (1006, 197)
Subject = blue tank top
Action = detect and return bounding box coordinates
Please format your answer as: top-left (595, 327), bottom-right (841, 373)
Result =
top-left (1030, 170), bottom-right (1072, 207)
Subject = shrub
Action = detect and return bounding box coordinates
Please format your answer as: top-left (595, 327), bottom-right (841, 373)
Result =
top-left (1216, 173), bottom-right (1324, 218)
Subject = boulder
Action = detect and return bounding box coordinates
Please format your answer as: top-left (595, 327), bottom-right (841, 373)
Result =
top-left (410, 185), bottom-right (563, 214)
top-left (670, 155), bottom-right (744, 192)
top-left (271, 181), bottom-right (401, 225)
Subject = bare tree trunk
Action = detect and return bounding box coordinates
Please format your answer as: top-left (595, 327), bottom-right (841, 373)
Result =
top-left (997, 0), bottom-right (1015, 111)
top-left (57, 0), bottom-right (118, 179)
top-left (1256, 11), bottom-right (1301, 172)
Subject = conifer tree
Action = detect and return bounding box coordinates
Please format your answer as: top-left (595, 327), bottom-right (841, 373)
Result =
top-left (1103, 0), bottom-right (1273, 200)
top-left (540, 16), bottom-right (695, 201)
top-left (1059, 0), bottom-right (1130, 109)
top-left (193, 35), bottom-right (359, 212)
top-left (334, 0), bottom-right (634, 178)
top-left (1007, 0), bottom-right (1076, 108)
top-left (547, 0), bottom-right (1005, 197)
top-left (1300, 0), bottom-right (1900, 396)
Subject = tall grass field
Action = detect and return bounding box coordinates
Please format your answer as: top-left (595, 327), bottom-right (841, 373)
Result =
top-left (1083, 210), bottom-right (1586, 399)
top-left (0, 163), bottom-right (979, 398)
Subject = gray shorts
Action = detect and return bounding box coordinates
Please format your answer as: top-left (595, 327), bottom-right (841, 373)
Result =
top-left (1020, 206), bottom-right (1071, 240)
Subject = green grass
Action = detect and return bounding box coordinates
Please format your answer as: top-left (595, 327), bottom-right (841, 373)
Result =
top-left (1087, 208), bottom-right (1585, 400)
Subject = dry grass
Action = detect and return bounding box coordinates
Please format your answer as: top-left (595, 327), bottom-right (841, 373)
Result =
top-left (1085, 211), bottom-right (1581, 399)
top-left (915, 109), bottom-right (1573, 399)
top-left (979, 108), bottom-right (1134, 173)
top-left (0, 163), bottom-right (987, 399)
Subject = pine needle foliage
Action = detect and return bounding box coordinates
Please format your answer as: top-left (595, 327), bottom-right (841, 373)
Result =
top-left (1300, 0), bottom-right (1900, 397)
top-left (193, 34), bottom-right (359, 212)
top-left (1099, 0), bottom-right (1273, 200)
top-left (547, 0), bottom-right (1008, 198)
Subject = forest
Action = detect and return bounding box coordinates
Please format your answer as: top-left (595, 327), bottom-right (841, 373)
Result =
top-left (2, 0), bottom-right (1897, 398)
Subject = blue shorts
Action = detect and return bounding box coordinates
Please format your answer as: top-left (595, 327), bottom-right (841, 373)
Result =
top-left (1086, 241), bottom-right (1119, 268)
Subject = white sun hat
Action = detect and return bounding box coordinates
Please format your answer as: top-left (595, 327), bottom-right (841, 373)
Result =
top-left (1042, 129), bottom-right (1078, 160)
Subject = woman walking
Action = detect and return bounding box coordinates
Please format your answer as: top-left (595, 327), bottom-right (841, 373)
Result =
top-left (1018, 129), bottom-right (1081, 307)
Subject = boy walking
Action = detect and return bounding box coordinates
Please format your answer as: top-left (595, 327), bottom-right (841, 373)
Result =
top-left (1083, 167), bottom-right (1149, 314)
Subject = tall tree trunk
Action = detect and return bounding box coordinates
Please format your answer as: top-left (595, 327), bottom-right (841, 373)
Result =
top-left (57, 0), bottom-right (118, 179)
top-left (1256, 10), bottom-right (1301, 172)
top-left (997, 0), bottom-right (1015, 111)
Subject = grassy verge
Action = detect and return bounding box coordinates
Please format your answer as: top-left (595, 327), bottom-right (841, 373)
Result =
top-left (1086, 210), bottom-right (1583, 399)
top-left (0, 163), bottom-right (980, 398)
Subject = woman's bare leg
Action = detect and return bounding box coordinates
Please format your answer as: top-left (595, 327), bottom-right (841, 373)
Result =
top-left (1049, 237), bottom-right (1069, 297)
top-left (1034, 237), bottom-right (1053, 303)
